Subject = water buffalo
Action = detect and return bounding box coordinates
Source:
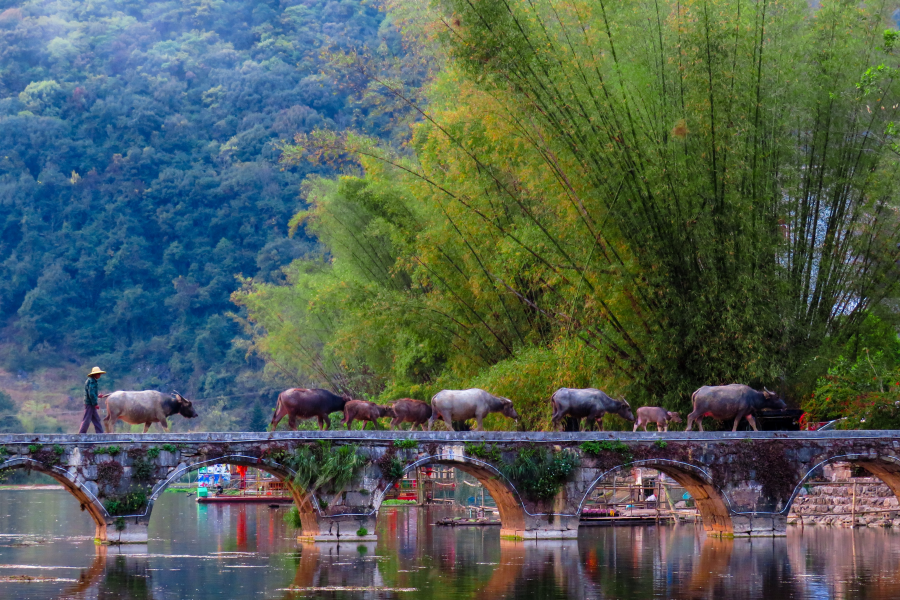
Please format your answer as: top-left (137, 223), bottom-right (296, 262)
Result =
top-left (104, 391), bottom-right (198, 433)
top-left (429, 389), bottom-right (519, 431)
top-left (271, 388), bottom-right (350, 430)
top-left (550, 388), bottom-right (635, 431)
top-left (390, 398), bottom-right (432, 431)
top-left (685, 384), bottom-right (787, 432)
top-left (633, 407), bottom-right (682, 432)
top-left (342, 400), bottom-right (395, 430)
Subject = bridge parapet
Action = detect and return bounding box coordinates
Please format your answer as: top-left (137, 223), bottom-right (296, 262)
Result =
top-left (1, 431), bottom-right (899, 542)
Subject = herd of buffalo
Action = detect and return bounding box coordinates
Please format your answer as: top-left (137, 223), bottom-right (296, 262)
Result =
top-left (98, 383), bottom-right (787, 434)
top-left (263, 383), bottom-right (788, 433)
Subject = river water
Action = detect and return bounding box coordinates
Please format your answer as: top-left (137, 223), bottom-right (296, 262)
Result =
top-left (1, 489), bottom-right (900, 599)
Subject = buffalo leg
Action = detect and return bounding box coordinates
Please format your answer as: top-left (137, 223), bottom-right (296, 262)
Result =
top-left (663, 424), bottom-right (669, 432)
top-left (745, 414), bottom-right (759, 431)
top-left (160, 421), bottom-right (169, 433)
top-left (317, 416), bottom-right (327, 430)
top-left (142, 423), bottom-right (151, 433)
top-left (441, 413), bottom-right (455, 432)
top-left (271, 406), bottom-right (288, 431)
top-left (643, 424), bottom-right (650, 432)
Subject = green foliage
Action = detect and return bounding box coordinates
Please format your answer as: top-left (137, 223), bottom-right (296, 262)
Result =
top-left (499, 447), bottom-right (579, 501)
top-left (285, 442), bottom-right (366, 494)
top-left (27, 444), bottom-right (41, 454)
top-left (93, 446), bottom-right (122, 456)
top-left (160, 444), bottom-right (177, 453)
top-left (104, 491), bottom-right (148, 516)
top-left (803, 347), bottom-right (900, 429)
top-left (581, 441), bottom-right (630, 456)
top-left (284, 506), bottom-right (303, 529)
top-left (393, 439), bottom-right (418, 450)
top-left (145, 447), bottom-right (160, 460)
top-left (131, 457), bottom-right (155, 482)
top-left (464, 442), bottom-right (501, 463)
top-left (356, 526), bottom-right (368, 537)
top-left (381, 499), bottom-right (416, 505)
top-left (246, 402), bottom-right (269, 432)
top-left (380, 456), bottom-right (406, 481)
top-left (242, 0), bottom-right (900, 425)
top-left (654, 440), bottom-right (668, 450)
top-left (0, 391), bottom-right (14, 414)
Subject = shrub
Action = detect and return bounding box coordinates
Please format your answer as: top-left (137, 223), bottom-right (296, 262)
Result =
top-left (103, 491), bottom-right (147, 515)
top-left (464, 442), bottom-right (501, 462)
top-left (380, 456), bottom-right (405, 480)
top-left (500, 447), bottom-right (579, 501)
top-left (393, 439), bottom-right (418, 450)
top-left (356, 526), bottom-right (368, 537)
top-left (131, 457), bottom-right (154, 482)
top-left (285, 442), bottom-right (366, 494)
top-left (284, 506), bottom-right (303, 529)
top-left (93, 446), bottom-right (123, 456)
top-left (146, 447), bottom-right (161, 459)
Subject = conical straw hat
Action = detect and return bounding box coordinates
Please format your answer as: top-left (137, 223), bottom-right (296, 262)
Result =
top-left (88, 366), bottom-right (106, 376)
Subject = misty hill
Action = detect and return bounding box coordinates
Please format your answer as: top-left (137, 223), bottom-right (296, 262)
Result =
top-left (0, 0), bottom-right (393, 411)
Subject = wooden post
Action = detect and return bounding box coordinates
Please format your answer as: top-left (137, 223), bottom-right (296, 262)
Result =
top-left (655, 478), bottom-right (660, 524)
top-left (416, 468), bottom-right (425, 506)
top-left (851, 481), bottom-right (857, 527)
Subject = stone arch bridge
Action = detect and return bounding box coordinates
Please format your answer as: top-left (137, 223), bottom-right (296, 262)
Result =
top-left (1, 431), bottom-right (898, 543)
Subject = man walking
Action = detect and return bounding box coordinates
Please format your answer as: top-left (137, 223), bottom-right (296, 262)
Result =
top-left (79, 366), bottom-right (106, 434)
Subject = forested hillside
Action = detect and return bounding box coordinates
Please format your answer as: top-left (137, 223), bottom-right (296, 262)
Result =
top-left (0, 0), bottom-right (395, 423)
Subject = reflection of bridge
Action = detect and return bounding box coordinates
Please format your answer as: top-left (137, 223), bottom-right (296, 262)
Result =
top-left (2, 430), bottom-right (900, 543)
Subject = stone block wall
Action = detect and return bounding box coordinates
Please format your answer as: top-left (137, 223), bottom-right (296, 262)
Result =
top-left (788, 462), bottom-right (900, 528)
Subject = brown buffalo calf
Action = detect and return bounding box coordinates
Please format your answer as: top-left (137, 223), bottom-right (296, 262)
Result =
top-left (342, 400), bottom-right (395, 430)
top-left (389, 398), bottom-right (432, 431)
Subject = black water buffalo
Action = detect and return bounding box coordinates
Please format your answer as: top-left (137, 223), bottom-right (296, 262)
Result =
top-left (685, 384), bottom-right (787, 432)
top-left (104, 391), bottom-right (198, 433)
top-left (271, 388), bottom-right (350, 430)
top-left (550, 388), bottom-right (635, 431)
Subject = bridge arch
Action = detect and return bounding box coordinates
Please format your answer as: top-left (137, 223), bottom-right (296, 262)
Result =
top-left (377, 453), bottom-right (527, 536)
top-left (0, 456), bottom-right (110, 542)
top-left (144, 454), bottom-right (320, 539)
top-left (577, 459), bottom-right (733, 536)
top-left (785, 453), bottom-right (900, 516)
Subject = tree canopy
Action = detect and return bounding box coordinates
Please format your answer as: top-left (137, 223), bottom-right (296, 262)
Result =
top-left (237, 0), bottom-right (900, 429)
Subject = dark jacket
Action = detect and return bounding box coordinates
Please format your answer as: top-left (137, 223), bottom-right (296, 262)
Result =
top-left (84, 377), bottom-right (100, 407)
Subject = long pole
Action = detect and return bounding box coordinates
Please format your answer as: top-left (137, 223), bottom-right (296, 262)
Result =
top-left (851, 481), bottom-right (857, 527)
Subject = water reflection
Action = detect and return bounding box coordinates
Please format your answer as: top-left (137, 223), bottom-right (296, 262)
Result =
top-left (6, 491), bottom-right (900, 598)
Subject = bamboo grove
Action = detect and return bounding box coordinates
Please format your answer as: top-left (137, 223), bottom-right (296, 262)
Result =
top-left (234, 0), bottom-right (900, 429)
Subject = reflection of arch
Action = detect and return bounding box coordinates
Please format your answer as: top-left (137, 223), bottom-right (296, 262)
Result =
top-left (377, 454), bottom-right (527, 535)
top-left (578, 459), bottom-right (734, 536)
top-left (144, 454), bottom-right (319, 538)
top-left (0, 457), bottom-right (110, 542)
top-left (785, 454), bottom-right (900, 515)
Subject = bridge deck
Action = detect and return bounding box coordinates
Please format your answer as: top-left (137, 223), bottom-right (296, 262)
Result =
top-left (0, 429), bottom-right (895, 445)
